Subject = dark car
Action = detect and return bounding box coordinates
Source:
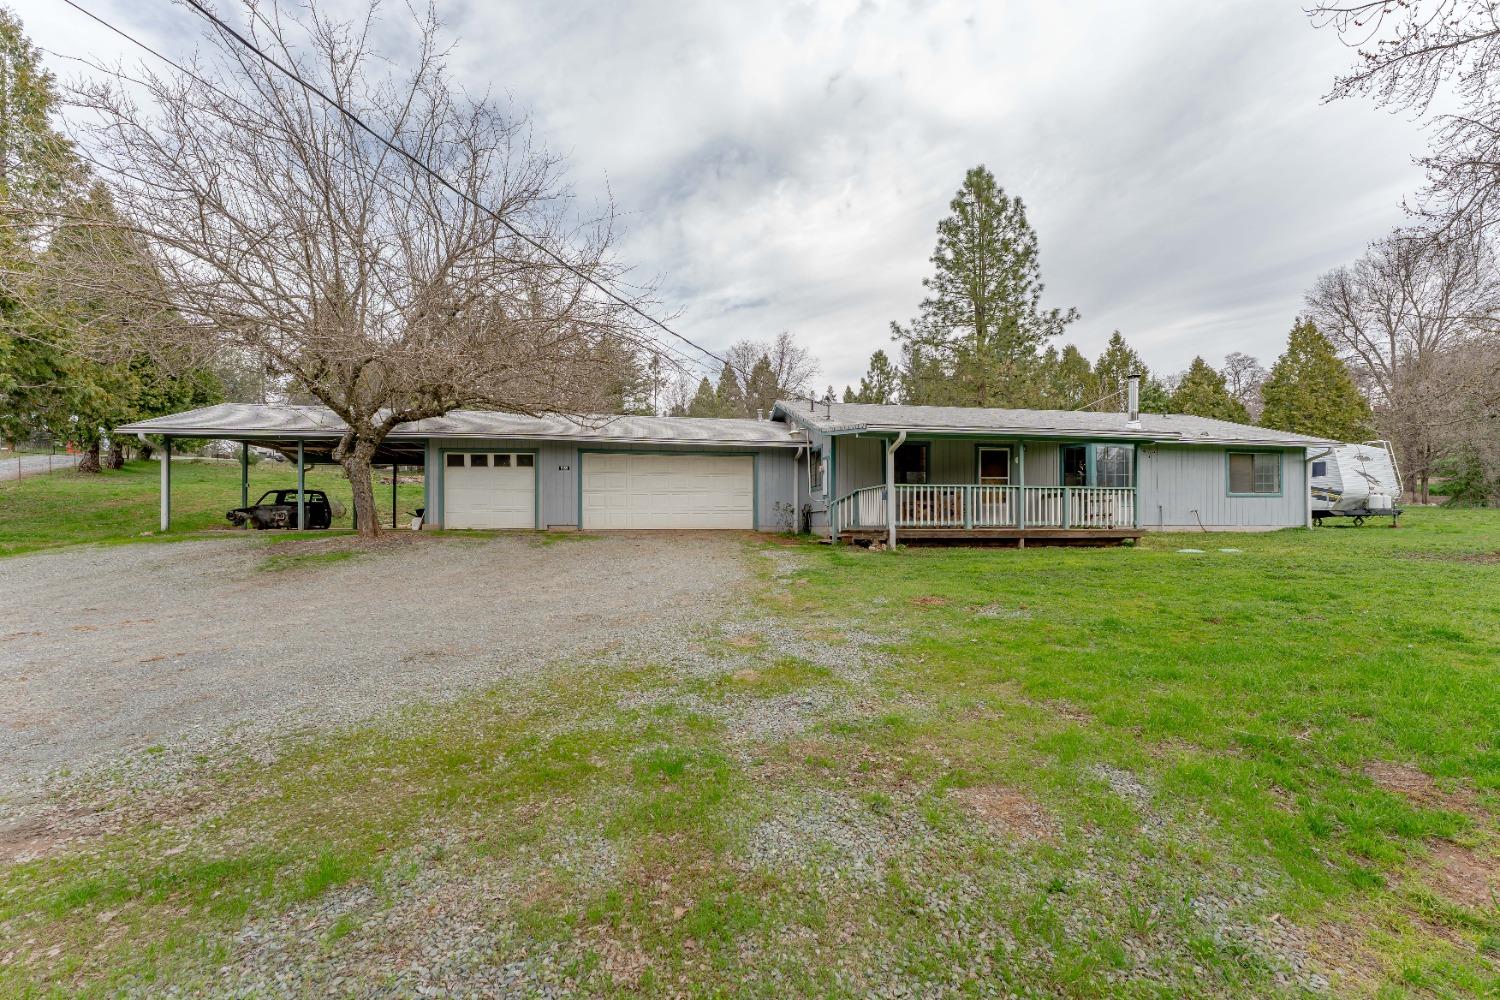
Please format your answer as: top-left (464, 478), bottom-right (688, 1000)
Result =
top-left (227, 489), bottom-right (333, 530)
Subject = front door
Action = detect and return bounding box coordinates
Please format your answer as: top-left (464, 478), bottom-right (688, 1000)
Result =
top-left (977, 447), bottom-right (1011, 485)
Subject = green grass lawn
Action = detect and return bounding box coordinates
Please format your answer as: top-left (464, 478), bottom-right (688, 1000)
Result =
top-left (0, 509), bottom-right (1496, 996)
top-left (0, 458), bottom-right (426, 557)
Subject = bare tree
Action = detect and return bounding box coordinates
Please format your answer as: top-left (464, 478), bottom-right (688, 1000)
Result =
top-left (1310, 1), bottom-right (1500, 238)
top-left (1305, 226), bottom-right (1500, 500)
top-left (1220, 351), bottom-right (1267, 421)
top-left (48, 1), bottom-right (649, 534)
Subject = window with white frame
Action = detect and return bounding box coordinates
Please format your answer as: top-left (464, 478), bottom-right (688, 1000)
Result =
top-left (1094, 445), bottom-right (1132, 488)
top-left (1228, 451), bottom-right (1280, 495)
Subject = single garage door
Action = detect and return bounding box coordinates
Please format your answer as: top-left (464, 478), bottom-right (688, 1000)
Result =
top-left (443, 451), bottom-right (536, 528)
top-left (582, 453), bottom-right (753, 530)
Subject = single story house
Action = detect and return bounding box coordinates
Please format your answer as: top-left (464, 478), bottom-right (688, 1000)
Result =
top-left (118, 380), bottom-right (1334, 543)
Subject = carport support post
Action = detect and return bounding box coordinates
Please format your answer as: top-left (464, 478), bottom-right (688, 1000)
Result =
top-left (239, 442), bottom-right (249, 526)
top-left (296, 440), bottom-right (306, 530)
top-left (885, 430), bottom-right (906, 549)
top-left (159, 437), bottom-right (171, 532)
top-left (391, 464), bottom-right (398, 529)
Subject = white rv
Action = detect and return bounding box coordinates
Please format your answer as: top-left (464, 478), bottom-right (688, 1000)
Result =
top-left (1310, 441), bottom-right (1403, 525)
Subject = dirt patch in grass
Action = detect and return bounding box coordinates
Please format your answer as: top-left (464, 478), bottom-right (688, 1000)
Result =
top-left (1424, 840), bottom-right (1497, 911)
top-left (908, 595), bottom-right (949, 607)
top-left (1363, 761), bottom-right (1482, 816)
top-left (950, 785), bottom-right (1058, 843)
top-left (1398, 549), bottom-right (1500, 564)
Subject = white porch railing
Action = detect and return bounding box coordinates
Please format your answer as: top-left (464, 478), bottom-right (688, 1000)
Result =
top-left (832, 485), bottom-right (1135, 533)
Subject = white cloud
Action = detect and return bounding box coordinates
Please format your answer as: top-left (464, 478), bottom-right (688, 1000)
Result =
top-left (26, 0), bottom-right (1427, 389)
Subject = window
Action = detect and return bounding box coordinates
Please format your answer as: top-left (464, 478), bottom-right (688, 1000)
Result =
top-left (1062, 445), bottom-right (1088, 486)
top-left (495, 454), bottom-right (511, 467)
top-left (894, 442), bottom-right (928, 484)
top-left (1094, 445), bottom-right (1132, 488)
top-left (469, 454), bottom-right (488, 467)
top-left (445, 453), bottom-right (464, 468)
top-left (977, 447), bottom-right (1010, 485)
top-left (516, 453), bottom-right (534, 468)
top-left (1228, 452), bottom-right (1280, 495)
top-left (1311, 460), bottom-right (1327, 478)
top-left (809, 449), bottom-right (824, 493)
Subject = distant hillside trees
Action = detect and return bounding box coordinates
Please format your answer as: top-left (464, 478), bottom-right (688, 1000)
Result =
top-left (673, 332), bottom-right (818, 418)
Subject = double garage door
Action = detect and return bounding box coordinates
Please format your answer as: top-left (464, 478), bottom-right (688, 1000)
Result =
top-left (583, 453), bottom-right (754, 530)
top-left (442, 450), bottom-right (754, 530)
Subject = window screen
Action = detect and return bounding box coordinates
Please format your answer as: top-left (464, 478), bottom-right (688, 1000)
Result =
top-left (1311, 460), bottom-right (1327, 478)
top-left (516, 454), bottom-right (534, 468)
top-left (809, 450), bottom-right (824, 492)
top-left (1229, 452), bottom-right (1280, 494)
top-left (495, 454), bottom-right (511, 467)
top-left (445, 453), bottom-right (464, 468)
top-left (469, 454), bottom-right (488, 467)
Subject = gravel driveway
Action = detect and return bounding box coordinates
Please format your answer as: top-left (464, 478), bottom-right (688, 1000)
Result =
top-left (0, 533), bottom-right (750, 796)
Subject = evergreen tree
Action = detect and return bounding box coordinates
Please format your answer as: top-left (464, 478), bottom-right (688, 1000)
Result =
top-left (1047, 344), bottom-right (1094, 408)
top-left (684, 376), bottom-right (720, 418)
top-left (893, 166), bottom-right (1076, 406)
top-left (845, 349), bottom-right (900, 404)
top-left (743, 355), bottom-right (780, 417)
top-left (1169, 356), bottom-right (1250, 422)
top-left (1092, 332), bottom-right (1170, 411)
top-left (1260, 319), bottom-right (1373, 441)
top-left (712, 364), bottom-right (744, 417)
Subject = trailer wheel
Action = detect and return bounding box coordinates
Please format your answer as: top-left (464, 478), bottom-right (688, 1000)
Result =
top-left (1352, 516), bottom-right (1365, 527)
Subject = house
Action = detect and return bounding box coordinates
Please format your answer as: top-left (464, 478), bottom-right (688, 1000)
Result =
top-left (118, 378), bottom-right (1334, 542)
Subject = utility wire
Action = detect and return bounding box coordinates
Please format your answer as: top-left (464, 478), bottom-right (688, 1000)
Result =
top-left (172, 0), bottom-right (749, 383)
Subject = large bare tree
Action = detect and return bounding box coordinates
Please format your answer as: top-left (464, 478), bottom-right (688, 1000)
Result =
top-left (1305, 226), bottom-right (1500, 499)
top-left (53, 1), bottom-right (650, 534)
top-left (1311, 1), bottom-right (1500, 238)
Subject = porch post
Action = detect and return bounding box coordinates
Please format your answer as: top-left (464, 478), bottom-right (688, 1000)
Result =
top-left (885, 440), bottom-right (897, 549)
top-left (296, 440), bottom-right (306, 530)
top-left (1017, 442), bottom-right (1027, 530)
top-left (239, 441), bottom-right (249, 521)
top-left (159, 437), bottom-right (171, 532)
top-left (885, 430), bottom-right (906, 549)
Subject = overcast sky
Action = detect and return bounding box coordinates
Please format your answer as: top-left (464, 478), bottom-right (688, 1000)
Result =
top-left (25, 0), bottom-right (1427, 391)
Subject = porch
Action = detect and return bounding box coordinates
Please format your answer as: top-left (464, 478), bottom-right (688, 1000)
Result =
top-left (830, 484), bottom-right (1142, 546)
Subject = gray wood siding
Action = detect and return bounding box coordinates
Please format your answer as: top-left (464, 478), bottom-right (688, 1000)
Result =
top-left (1137, 445), bottom-right (1307, 530)
top-left (423, 437), bottom-right (798, 531)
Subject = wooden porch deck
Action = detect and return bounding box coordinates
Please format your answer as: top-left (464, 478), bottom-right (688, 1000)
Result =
top-left (838, 527), bottom-right (1143, 547)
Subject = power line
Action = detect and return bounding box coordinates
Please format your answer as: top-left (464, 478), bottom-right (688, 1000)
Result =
top-left (171, 0), bottom-right (747, 383)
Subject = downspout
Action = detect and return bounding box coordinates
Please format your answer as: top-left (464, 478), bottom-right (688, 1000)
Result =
top-left (1304, 447), bottom-right (1334, 529)
top-left (886, 430), bottom-right (906, 549)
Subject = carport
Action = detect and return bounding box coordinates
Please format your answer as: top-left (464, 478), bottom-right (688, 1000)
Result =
top-left (116, 405), bottom-right (426, 531)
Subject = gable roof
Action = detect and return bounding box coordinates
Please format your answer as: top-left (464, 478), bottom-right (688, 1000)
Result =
top-left (772, 400), bottom-right (1336, 448)
top-left (116, 404), bottom-right (806, 448)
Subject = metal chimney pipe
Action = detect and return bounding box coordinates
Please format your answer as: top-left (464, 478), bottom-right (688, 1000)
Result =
top-left (1127, 373), bottom-right (1141, 422)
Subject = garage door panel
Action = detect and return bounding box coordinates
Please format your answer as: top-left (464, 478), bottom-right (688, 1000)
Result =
top-left (444, 454), bottom-right (536, 529)
top-left (582, 453), bottom-right (753, 530)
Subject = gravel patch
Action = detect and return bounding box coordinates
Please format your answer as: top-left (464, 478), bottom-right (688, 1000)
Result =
top-left (0, 533), bottom-right (751, 815)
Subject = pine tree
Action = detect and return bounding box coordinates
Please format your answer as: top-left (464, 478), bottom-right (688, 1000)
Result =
top-left (712, 364), bottom-right (744, 417)
top-left (684, 377), bottom-right (719, 417)
top-left (1048, 344), bottom-right (1094, 408)
top-left (1092, 332), bottom-right (1169, 412)
top-left (845, 349), bottom-right (901, 404)
top-left (893, 166), bottom-right (1076, 407)
top-left (1260, 319), bottom-right (1373, 441)
top-left (1170, 356), bottom-right (1250, 422)
top-left (743, 355), bottom-right (780, 417)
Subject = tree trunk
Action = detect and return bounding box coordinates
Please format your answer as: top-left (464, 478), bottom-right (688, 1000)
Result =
top-left (105, 441), bottom-right (125, 469)
top-left (340, 443), bottom-right (380, 538)
top-left (77, 440), bottom-right (102, 474)
top-left (138, 440), bottom-right (155, 462)
top-left (1420, 470), bottom-right (1430, 505)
